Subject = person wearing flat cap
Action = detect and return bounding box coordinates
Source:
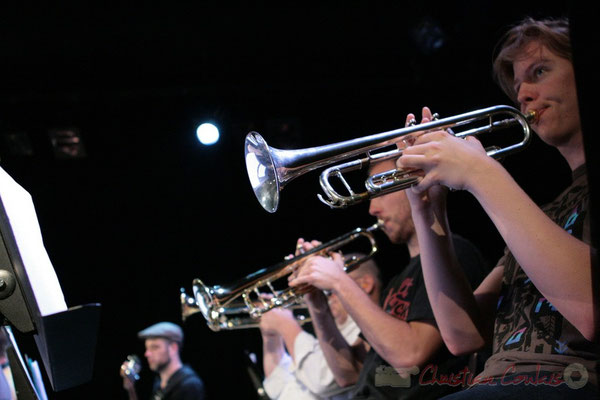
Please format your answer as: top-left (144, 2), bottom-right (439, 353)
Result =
top-left (120, 322), bottom-right (205, 400)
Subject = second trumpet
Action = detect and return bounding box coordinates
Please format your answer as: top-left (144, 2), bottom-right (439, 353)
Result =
top-left (182, 221), bottom-right (381, 331)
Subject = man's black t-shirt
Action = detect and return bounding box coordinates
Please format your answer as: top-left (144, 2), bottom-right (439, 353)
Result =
top-left (350, 235), bottom-right (489, 399)
top-left (151, 365), bottom-right (205, 400)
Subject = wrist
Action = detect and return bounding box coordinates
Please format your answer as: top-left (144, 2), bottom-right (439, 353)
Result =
top-left (305, 289), bottom-right (328, 307)
top-left (411, 192), bottom-right (446, 217)
top-left (277, 317), bottom-right (302, 341)
top-left (463, 155), bottom-right (501, 195)
top-left (263, 335), bottom-right (284, 353)
top-left (330, 273), bottom-right (353, 297)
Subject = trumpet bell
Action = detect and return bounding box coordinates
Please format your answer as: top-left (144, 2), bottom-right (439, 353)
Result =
top-left (180, 287), bottom-right (205, 322)
top-left (245, 132), bottom-right (280, 213)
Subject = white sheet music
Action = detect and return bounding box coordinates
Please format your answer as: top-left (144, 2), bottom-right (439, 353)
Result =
top-left (0, 167), bottom-right (67, 316)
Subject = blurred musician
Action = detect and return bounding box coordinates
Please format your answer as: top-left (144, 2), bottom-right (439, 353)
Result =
top-left (120, 322), bottom-right (205, 400)
top-left (259, 257), bottom-right (381, 399)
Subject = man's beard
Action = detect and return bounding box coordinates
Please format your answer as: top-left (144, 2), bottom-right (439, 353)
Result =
top-left (152, 355), bottom-right (171, 373)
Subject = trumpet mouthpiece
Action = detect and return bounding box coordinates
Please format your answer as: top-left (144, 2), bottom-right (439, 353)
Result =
top-left (525, 109), bottom-right (538, 123)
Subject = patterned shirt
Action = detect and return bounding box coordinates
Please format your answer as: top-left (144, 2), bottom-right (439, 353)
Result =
top-left (479, 165), bottom-right (599, 389)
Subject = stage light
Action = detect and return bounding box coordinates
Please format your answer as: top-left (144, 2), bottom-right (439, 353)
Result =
top-left (196, 123), bottom-right (220, 145)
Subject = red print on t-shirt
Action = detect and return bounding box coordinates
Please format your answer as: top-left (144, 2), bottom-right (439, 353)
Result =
top-left (383, 278), bottom-right (414, 320)
top-left (397, 278), bottom-right (413, 298)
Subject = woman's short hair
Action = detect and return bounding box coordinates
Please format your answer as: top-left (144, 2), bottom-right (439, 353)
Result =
top-left (492, 17), bottom-right (571, 102)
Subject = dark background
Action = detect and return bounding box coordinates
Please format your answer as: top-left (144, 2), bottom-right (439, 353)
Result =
top-left (0, 2), bottom-right (584, 399)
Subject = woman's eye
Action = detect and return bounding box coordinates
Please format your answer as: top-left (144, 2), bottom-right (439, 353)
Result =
top-left (534, 66), bottom-right (546, 78)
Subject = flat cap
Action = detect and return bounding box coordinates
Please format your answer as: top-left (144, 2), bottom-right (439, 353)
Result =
top-left (137, 322), bottom-right (183, 343)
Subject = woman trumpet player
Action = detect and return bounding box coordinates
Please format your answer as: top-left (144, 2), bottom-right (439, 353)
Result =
top-left (397, 17), bottom-right (598, 398)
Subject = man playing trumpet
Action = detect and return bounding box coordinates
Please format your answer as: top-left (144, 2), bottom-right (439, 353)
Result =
top-left (260, 256), bottom-right (382, 399)
top-left (290, 159), bottom-right (489, 399)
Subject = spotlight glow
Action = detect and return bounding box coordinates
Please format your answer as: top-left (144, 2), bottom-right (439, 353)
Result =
top-left (196, 123), bottom-right (220, 145)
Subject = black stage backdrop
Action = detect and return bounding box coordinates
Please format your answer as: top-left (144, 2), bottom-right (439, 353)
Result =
top-left (0, 2), bottom-right (587, 399)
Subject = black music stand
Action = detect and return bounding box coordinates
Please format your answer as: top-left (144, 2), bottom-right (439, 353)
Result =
top-left (243, 350), bottom-right (270, 400)
top-left (4, 325), bottom-right (43, 400)
top-left (0, 165), bottom-right (101, 395)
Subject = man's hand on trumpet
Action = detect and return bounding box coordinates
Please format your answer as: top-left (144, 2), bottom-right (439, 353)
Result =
top-left (285, 237), bottom-right (323, 294)
top-left (259, 301), bottom-right (305, 362)
top-left (259, 307), bottom-right (297, 337)
top-left (287, 237), bottom-right (343, 307)
top-left (288, 249), bottom-right (346, 296)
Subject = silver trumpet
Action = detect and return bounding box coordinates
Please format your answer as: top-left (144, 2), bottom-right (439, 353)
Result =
top-left (181, 221), bottom-right (381, 331)
top-left (245, 105), bottom-right (536, 212)
top-left (180, 289), bottom-right (311, 331)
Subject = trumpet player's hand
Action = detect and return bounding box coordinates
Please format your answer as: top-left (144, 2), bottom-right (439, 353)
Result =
top-left (259, 307), bottom-right (297, 336)
top-left (295, 238), bottom-right (322, 255)
top-left (257, 294), bottom-right (295, 339)
top-left (287, 238), bottom-right (323, 283)
top-left (398, 106), bottom-right (491, 195)
top-left (288, 252), bottom-right (346, 293)
top-left (260, 307), bottom-right (304, 361)
top-left (400, 107), bottom-right (449, 214)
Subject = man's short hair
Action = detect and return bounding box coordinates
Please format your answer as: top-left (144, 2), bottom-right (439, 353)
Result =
top-left (345, 252), bottom-right (382, 289)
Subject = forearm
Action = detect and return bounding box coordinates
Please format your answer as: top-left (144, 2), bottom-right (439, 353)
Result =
top-left (276, 320), bottom-right (302, 361)
top-left (468, 160), bottom-right (596, 340)
top-left (262, 336), bottom-right (286, 377)
top-left (331, 275), bottom-right (431, 369)
top-left (410, 200), bottom-right (493, 354)
top-left (306, 292), bottom-right (362, 386)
